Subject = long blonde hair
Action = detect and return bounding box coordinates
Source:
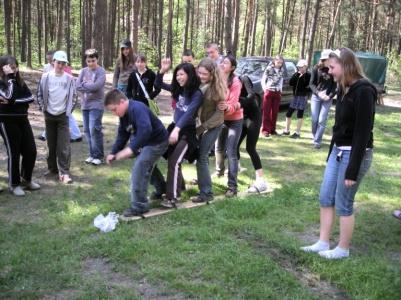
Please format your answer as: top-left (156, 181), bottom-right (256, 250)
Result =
top-left (198, 58), bottom-right (227, 102)
top-left (329, 47), bottom-right (366, 91)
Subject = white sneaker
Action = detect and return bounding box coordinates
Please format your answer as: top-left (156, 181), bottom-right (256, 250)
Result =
top-left (247, 179), bottom-right (268, 193)
top-left (22, 180), bottom-right (41, 190)
top-left (11, 186), bottom-right (25, 197)
top-left (300, 240), bottom-right (330, 253)
top-left (91, 158), bottom-right (103, 166)
top-left (318, 246), bottom-right (349, 260)
top-left (85, 157), bottom-right (94, 164)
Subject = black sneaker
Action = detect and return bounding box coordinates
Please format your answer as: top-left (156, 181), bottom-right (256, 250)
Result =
top-left (123, 207), bottom-right (148, 217)
top-left (291, 133), bottom-right (300, 139)
top-left (70, 137), bottom-right (83, 143)
top-left (191, 194), bottom-right (213, 203)
top-left (161, 198), bottom-right (178, 208)
top-left (281, 131), bottom-right (290, 136)
top-left (225, 189), bottom-right (237, 198)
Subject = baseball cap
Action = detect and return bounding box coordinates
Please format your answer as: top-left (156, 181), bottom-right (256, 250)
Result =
top-left (120, 39), bottom-right (132, 48)
top-left (53, 50), bottom-right (69, 63)
top-left (320, 49), bottom-right (333, 60)
top-left (296, 59), bottom-right (308, 67)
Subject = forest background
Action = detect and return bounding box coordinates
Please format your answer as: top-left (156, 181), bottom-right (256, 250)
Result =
top-left (1, 0), bottom-right (401, 86)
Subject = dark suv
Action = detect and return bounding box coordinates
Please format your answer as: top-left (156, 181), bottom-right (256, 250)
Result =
top-left (235, 56), bottom-right (298, 106)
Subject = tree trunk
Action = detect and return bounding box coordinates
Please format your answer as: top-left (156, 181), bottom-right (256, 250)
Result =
top-left (326, 0), bottom-right (342, 48)
top-left (224, 0), bottom-right (233, 52)
top-left (306, 0), bottom-right (321, 66)
top-left (346, 0), bottom-right (355, 50)
top-left (183, 0), bottom-right (190, 50)
top-left (242, 0), bottom-right (255, 56)
top-left (250, 0), bottom-right (259, 55)
top-left (37, 0), bottom-right (42, 64)
top-left (3, 0), bottom-right (13, 54)
top-left (166, 0), bottom-right (174, 60)
top-left (157, 0), bottom-right (163, 63)
top-left (132, 0), bottom-right (140, 54)
top-left (65, 0), bottom-right (71, 63)
top-left (27, 0), bottom-right (32, 68)
top-left (300, 0), bottom-right (310, 58)
top-left (232, 0), bottom-right (241, 56)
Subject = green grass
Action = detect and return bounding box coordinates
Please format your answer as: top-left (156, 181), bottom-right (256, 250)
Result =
top-left (1, 104), bottom-right (400, 299)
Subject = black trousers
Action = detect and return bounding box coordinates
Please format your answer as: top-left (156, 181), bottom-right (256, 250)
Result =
top-left (237, 116), bottom-right (263, 170)
top-left (0, 117), bottom-right (37, 187)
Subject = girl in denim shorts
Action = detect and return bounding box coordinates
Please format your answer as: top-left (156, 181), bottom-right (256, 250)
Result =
top-left (301, 48), bottom-right (376, 259)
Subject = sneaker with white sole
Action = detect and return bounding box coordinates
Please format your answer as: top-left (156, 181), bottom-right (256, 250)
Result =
top-left (91, 158), bottom-right (103, 166)
top-left (21, 180), bottom-right (41, 190)
top-left (247, 179), bottom-right (268, 193)
top-left (85, 157), bottom-right (94, 164)
top-left (11, 186), bottom-right (25, 196)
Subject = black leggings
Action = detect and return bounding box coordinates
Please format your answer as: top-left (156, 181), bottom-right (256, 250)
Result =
top-left (237, 117), bottom-right (262, 170)
top-left (286, 107), bottom-right (304, 119)
top-left (0, 117), bottom-right (37, 187)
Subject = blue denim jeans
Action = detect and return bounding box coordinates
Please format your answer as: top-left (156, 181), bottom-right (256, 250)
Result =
top-left (311, 94), bottom-right (332, 146)
top-left (215, 119), bottom-right (243, 191)
top-left (117, 84), bottom-right (128, 94)
top-left (197, 125), bottom-right (223, 198)
top-left (319, 146), bottom-right (373, 216)
top-left (131, 140), bottom-right (168, 212)
top-left (69, 114), bottom-right (82, 140)
top-left (82, 109), bottom-right (104, 159)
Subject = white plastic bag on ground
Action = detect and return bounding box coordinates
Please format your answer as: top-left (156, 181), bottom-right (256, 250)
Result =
top-left (94, 212), bottom-right (119, 232)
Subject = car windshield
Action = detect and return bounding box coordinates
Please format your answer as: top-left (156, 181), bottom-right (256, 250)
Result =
top-left (237, 59), bottom-right (270, 78)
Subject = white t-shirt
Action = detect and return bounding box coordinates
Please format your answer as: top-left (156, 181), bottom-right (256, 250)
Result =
top-left (47, 71), bottom-right (69, 116)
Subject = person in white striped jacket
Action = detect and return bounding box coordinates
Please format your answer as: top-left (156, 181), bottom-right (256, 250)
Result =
top-left (0, 55), bottom-right (40, 196)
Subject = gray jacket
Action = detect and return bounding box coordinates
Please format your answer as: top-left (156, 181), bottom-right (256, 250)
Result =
top-left (36, 72), bottom-right (77, 116)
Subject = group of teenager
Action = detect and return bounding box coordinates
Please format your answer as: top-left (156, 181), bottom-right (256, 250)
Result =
top-left (0, 41), bottom-right (379, 259)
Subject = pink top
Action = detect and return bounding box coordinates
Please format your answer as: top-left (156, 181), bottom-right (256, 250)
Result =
top-left (224, 76), bottom-right (243, 121)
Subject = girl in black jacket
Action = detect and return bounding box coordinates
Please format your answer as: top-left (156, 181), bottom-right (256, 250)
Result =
top-left (126, 54), bottom-right (161, 106)
top-left (282, 59), bottom-right (311, 138)
top-left (236, 75), bottom-right (268, 193)
top-left (0, 55), bottom-right (40, 196)
top-left (301, 48), bottom-right (376, 260)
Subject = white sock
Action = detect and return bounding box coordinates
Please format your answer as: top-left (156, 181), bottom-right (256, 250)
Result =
top-left (300, 240), bottom-right (330, 253)
top-left (318, 246), bottom-right (349, 260)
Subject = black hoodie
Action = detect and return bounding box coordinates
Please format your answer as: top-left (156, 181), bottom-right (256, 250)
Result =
top-left (329, 78), bottom-right (377, 181)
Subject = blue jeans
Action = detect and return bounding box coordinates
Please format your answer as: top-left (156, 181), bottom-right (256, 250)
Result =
top-left (131, 141), bottom-right (168, 212)
top-left (82, 109), bottom-right (104, 159)
top-left (197, 125), bottom-right (223, 198)
top-left (311, 94), bottom-right (332, 145)
top-left (216, 119), bottom-right (243, 191)
top-left (69, 114), bottom-right (82, 140)
top-left (117, 84), bottom-right (128, 94)
top-left (319, 146), bottom-right (373, 216)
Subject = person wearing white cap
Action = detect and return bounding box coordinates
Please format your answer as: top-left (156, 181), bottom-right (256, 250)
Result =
top-left (37, 50), bottom-right (76, 184)
top-left (281, 59), bottom-right (311, 138)
top-left (309, 49), bottom-right (337, 149)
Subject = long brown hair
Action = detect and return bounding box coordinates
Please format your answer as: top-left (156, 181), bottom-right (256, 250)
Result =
top-left (198, 58), bottom-right (227, 102)
top-left (118, 47), bottom-right (135, 71)
top-left (329, 47), bottom-right (366, 91)
top-left (0, 55), bottom-right (25, 87)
